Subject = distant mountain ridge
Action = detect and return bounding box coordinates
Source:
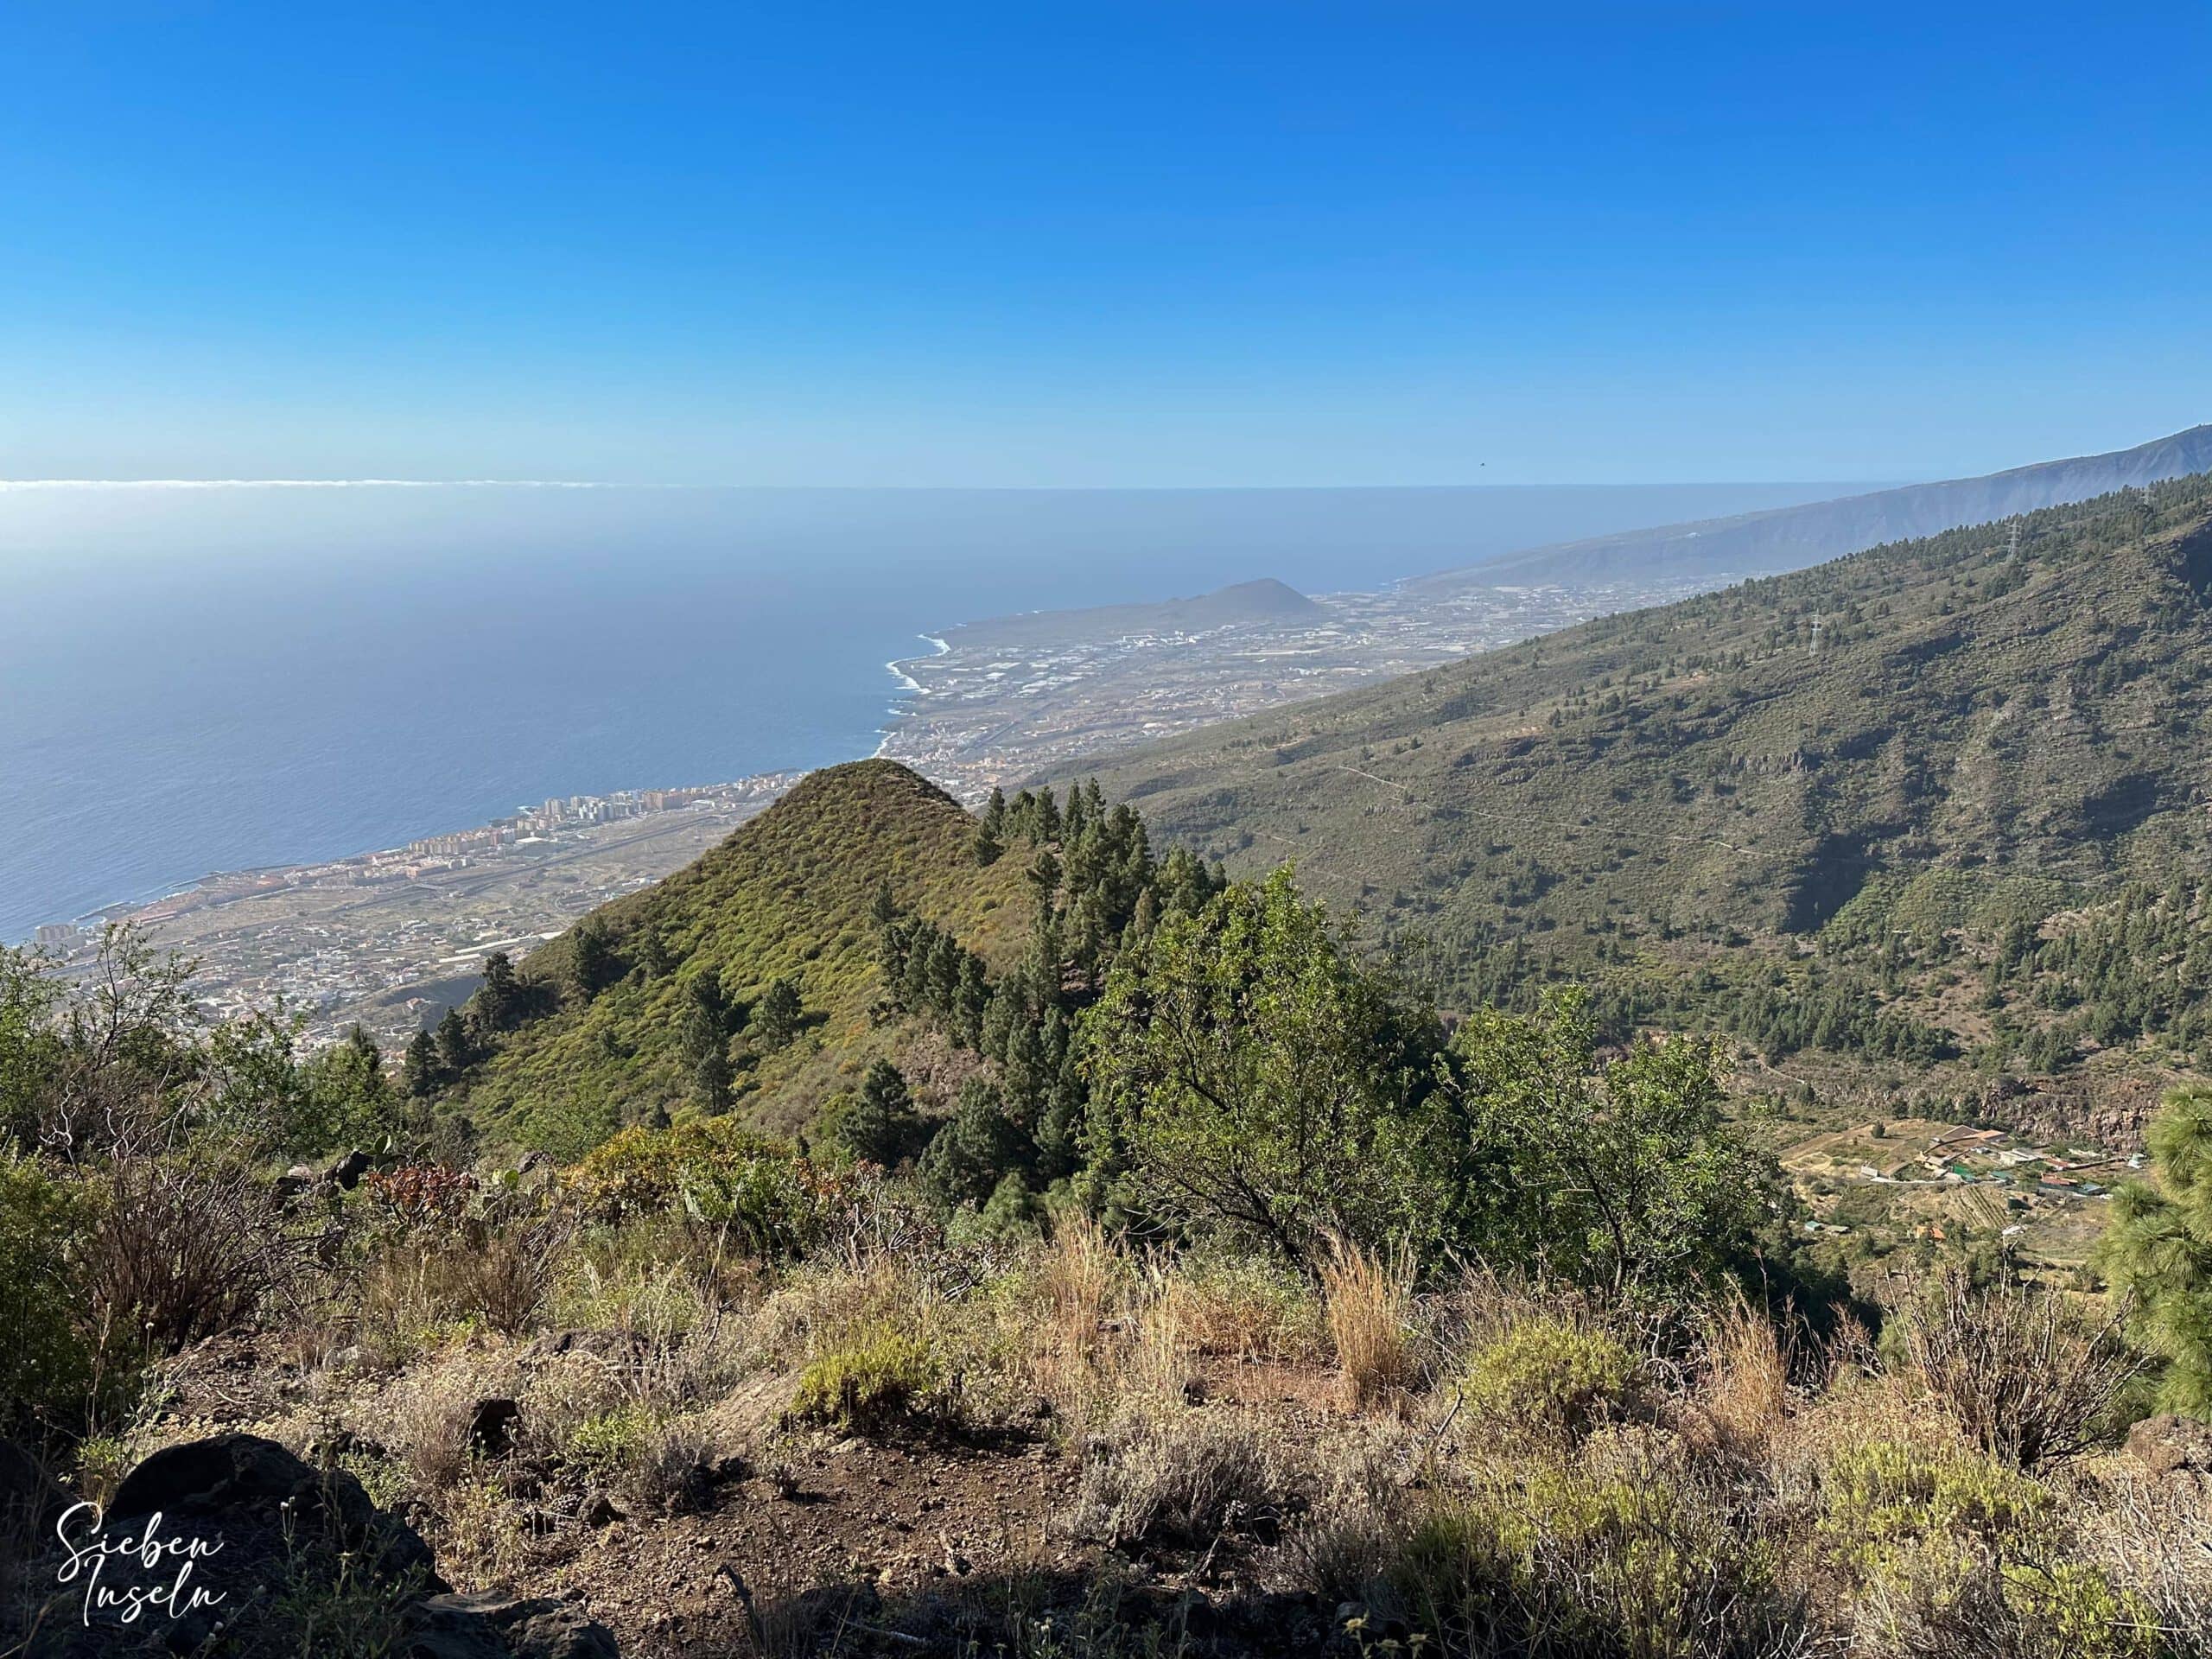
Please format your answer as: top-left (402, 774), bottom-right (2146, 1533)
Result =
top-left (1411, 424), bottom-right (2212, 590)
top-left (939, 577), bottom-right (1324, 652)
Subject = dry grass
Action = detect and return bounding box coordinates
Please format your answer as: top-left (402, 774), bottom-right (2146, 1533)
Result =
top-left (1071, 1402), bottom-right (1277, 1548)
top-left (380, 1349), bottom-right (521, 1491)
top-left (45, 1175), bottom-right (2205, 1659)
top-left (1162, 1246), bottom-right (1325, 1366)
top-left (1686, 1294), bottom-right (1792, 1459)
top-left (1321, 1238), bottom-right (1415, 1410)
top-left (1037, 1211), bottom-right (1121, 1375)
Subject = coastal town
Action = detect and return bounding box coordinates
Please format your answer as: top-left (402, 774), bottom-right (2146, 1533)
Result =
top-left (35, 775), bottom-right (801, 1052)
top-left (876, 572), bottom-right (1729, 801)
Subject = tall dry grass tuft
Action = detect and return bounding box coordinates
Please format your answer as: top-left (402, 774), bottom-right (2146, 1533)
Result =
top-left (1688, 1294), bottom-right (1791, 1459)
top-left (1040, 1211), bottom-right (1118, 1365)
top-left (1128, 1253), bottom-right (1198, 1404)
top-left (1321, 1237), bottom-right (1415, 1409)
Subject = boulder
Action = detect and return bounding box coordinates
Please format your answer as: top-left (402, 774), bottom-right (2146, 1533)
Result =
top-left (93, 1433), bottom-right (441, 1649)
top-left (2126, 1413), bottom-right (2212, 1478)
top-left (17, 1432), bottom-right (619, 1656)
top-left (468, 1398), bottom-right (524, 1460)
top-left (405, 1592), bottom-right (620, 1659)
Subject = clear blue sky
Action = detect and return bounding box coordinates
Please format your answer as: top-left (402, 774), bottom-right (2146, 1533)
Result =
top-left (3, 3), bottom-right (2206, 486)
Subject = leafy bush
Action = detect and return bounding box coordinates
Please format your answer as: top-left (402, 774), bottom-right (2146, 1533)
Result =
top-left (1382, 1461), bottom-right (1802, 1657)
top-left (1815, 1438), bottom-right (2050, 1583)
top-left (1459, 1312), bottom-right (1642, 1439)
top-left (1083, 868), bottom-right (1452, 1269)
top-left (567, 1117), bottom-right (826, 1262)
top-left (0, 1152), bottom-right (95, 1434)
top-left (1997, 1560), bottom-right (2163, 1659)
top-left (789, 1327), bottom-right (945, 1433)
top-left (566, 1404), bottom-right (658, 1474)
top-left (1441, 993), bottom-right (1768, 1314)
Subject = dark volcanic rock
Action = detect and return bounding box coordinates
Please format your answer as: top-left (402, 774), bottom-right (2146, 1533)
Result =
top-left (97, 1433), bottom-right (437, 1649)
top-left (10, 1433), bottom-right (621, 1657)
top-left (468, 1397), bottom-right (524, 1460)
top-left (405, 1593), bottom-right (620, 1659)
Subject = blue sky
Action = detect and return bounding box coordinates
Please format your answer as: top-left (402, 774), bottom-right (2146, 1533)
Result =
top-left (3, 3), bottom-right (2207, 486)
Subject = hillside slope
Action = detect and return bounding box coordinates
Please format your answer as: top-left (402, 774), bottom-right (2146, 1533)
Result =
top-left (455, 760), bottom-right (1030, 1154)
top-left (1075, 476), bottom-right (2212, 1127)
top-left (1410, 423), bottom-right (2212, 589)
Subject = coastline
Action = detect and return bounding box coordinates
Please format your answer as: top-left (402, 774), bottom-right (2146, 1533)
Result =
top-left (874, 633), bottom-right (950, 756)
top-left (37, 630), bottom-right (964, 947)
top-left (43, 768), bottom-right (812, 944)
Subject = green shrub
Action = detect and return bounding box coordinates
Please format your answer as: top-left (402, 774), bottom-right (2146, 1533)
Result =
top-left (1385, 1463), bottom-right (1802, 1657)
top-left (567, 1117), bottom-right (825, 1261)
top-left (566, 1404), bottom-right (659, 1474)
top-left (1999, 1560), bottom-right (2163, 1659)
top-left (789, 1327), bottom-right (944, 1433)
top-left (1815, 1438), bottom-right (2051, 1586)
top-left (1459, 1313), bottom-right (1642, 1438)
top-left (0, 1153), bottom-right (97, 1435)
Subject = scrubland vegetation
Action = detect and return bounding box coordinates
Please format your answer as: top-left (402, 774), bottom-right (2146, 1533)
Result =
top-left (8, 808), bottom-right (2212, 1653)
top-left (17, 501), bottom-right (2212, 1648)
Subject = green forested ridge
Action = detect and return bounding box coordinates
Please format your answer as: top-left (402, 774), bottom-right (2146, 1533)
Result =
top-left (448, 760), bottom-right (1036, 1154)
top-left (1072, 476), bottom-right (2212, 1118)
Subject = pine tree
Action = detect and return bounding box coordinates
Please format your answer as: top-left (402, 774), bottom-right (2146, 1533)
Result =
top-left (568, 919), bottom-right (618, 1005)
top-left (404, 1029), bottom-right (441, 1098)
top-left (695, 1046), bottom-right (734, 1114)
top-left (918, 1079), bottom-right (1031, 1210)
top-left (2101, 1085), bottom-right (2212, 1414)
top-left (476, 950), bottom-right (521, 1030)
top-left (751, 976), bottom-right (804, 1049)
top-left (342, 1022), bottom-right (383, 1084)
top-left (834, 1059), bottom-right (925, 1166)
top-left (435, 1007), bottom-right (474, 1077)
top-left (681, 973), bottom-right (727, 1063)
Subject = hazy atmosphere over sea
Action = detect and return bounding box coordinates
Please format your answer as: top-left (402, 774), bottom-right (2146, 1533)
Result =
top-left (0, 480), bottom-right (1856, 940)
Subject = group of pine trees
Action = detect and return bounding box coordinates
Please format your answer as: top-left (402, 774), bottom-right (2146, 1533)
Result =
top-left (853, 780), bottom-right (1226, 1216)
top-left (401, 949), bottom-right (547, 1098)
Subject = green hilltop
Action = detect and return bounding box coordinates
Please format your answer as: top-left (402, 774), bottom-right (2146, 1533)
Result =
top-left (450, 760), bottom-right (1034, 1155)
top-left (1073, 474), bottom-right (2212, 1130)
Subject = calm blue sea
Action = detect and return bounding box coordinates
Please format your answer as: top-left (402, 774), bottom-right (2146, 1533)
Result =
top-left (0, 481), bottom-right (1854, 941)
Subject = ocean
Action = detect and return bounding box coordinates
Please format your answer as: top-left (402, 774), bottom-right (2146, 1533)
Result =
top-left (0, 480), bottom-right (1859, 941)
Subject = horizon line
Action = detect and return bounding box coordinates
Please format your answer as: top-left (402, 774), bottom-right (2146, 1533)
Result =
top-left (0, 476), bottom-right (1905, 494)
